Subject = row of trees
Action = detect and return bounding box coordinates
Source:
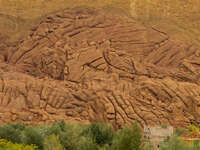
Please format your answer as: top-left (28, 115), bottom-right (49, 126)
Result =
top-left (0, 121), bottom-right (200, 150)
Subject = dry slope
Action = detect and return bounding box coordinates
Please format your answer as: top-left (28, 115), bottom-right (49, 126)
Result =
top-left (0, 7), bottom-right (200, 129)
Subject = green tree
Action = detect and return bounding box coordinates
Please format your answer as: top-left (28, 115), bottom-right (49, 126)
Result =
top-left (81, 122), bottom-right (114, 146)
top-left (21, 126), bottom-right (43, 150)
top-left (0, 139), bottom-right (37, 150)
top-left (159, 135), bottom-right (189, 150)
top-left (111, 122), bottom-right (142, 150)
top-left (43, 134), bottom-right (64, 150)
top-left (0, 122), bottom-right (25, 143)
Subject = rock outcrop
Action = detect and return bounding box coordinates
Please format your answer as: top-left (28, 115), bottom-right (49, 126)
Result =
top-left (0, 7), bottom-right (200, 129)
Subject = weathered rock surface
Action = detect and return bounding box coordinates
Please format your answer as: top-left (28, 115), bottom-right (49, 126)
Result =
top-left (0, 7), bottom-right (200, 128)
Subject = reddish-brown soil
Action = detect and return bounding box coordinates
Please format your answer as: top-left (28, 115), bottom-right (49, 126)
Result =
top-left (0, 7), bottom-right (200, 129)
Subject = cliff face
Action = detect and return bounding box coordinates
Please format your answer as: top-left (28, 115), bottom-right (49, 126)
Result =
top-left (0, 7), bottom-right (200, 128)
top-left (0, 0), bottom-right (199, 45)
top-left (130, 0), bottom-right (200, 47)
top-left (130, 0), bottom-right (200, 19)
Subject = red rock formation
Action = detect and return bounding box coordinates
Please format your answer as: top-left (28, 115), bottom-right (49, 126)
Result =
top-left (0, 7), bottom-right (200, 129)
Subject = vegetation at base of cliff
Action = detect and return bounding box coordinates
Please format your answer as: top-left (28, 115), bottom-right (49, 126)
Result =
top-left (159, 134), bottom-right (200, 150)
top-left (0, 121), bottom-right (142, 150)
top-left (0, 139), bottom-right (37, 150)
top-left (188, 125), bottom-right (200, 132)
top-left (0, 121), bottom-right (200, 150)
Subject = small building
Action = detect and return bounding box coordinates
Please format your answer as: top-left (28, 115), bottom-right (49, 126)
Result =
top-left (143, 125), bottom-right (174, 150)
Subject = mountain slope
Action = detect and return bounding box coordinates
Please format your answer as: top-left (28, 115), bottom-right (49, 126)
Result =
top-left (0, 7), bottom-right (200, 129)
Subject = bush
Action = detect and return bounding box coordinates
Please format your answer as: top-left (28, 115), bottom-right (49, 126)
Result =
top-left (45, 120), bottom-right (68, 137)
top-left (0, 139), bottom-right (37, 150)
top-left (188, 125), bottom-right (199, 132)
top-left (36, 125), bottom-right (50, 138)
top-left (45, 123), bottom-right (62, 137)
top-left (21, 126), bottom-right (43, 150)
top-left (159, 135), bottom-right (200, 150)
top-left (175, 128), bottom-right (187, 136)
top-left (142, 141), bottom-right (154, 150)
top-left (0, 122), bottom-right (25, 143)
top-left (159, 135), bottom-right (189, 150)
top-left (111, 122), bottom-right (142, 150)
top-left (56, 122), bottom-right (86, 150)
top-left (4, 121), bottom-right (200, 150)
top-left (161, 125), bottom-right (167, 129)
top-left (43, 134), bottom-right (64, 150)
top-left (75, 136), bottom-right (98, 150)
top-left (191, 140), bottom-right (200, 150)
top-left (98, 144), bottom-right (110, 150)
top-left (81, 122), bottom-right (114, 146)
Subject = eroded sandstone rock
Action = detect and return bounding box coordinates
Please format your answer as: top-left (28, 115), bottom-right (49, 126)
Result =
top-left (0, 7), bottom-right (200, 129)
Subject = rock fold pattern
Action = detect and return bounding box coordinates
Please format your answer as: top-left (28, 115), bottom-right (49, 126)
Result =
top-left (0, 8), bottom-right (200, 128)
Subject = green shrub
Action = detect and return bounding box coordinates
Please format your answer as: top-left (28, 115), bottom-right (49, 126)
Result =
top-left (21, 126), bottom-right (43, 150)
top-left (48, 120), bottom-right (66, 134)
top-left (159, 135), bottom-right (189, 150)
top-left (188, 125), bottom-right (199, 132)
top-left (98, 144), bottom-right (110, 150)
top-left (45, 121), bottom-right (67, 137)
top-left (43, 134), bottom-right (64, 150)
top-left (175, 128), bottom-right (187, 136)
top-left (75, 136), bottom-right (98, 150)
top-left (191, 140), bottom-right (200, 150)
top-left (0, 122), bottom-right (25, 143)
top-left (142, 141), bottom-right (154, 150)
top-left (7, 122), bottom-right (26, 131)
top-left (161, 125), bottom-right (167, 129)
top-left (45, 124), bottom-right (62, 137)
top-left (111, 122), bottom-right (142, 150)
top-left (56, 122), bottom-right (86, 150)
top-left (0, 139), bottom-right (37, 150)
top-left (36, 125), bottom-right (50, 138)
top-left (81, 122), bottom-right (114, 146)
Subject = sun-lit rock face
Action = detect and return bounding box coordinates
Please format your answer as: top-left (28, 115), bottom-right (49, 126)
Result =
top-left (130, 0), bottom-right (200, 48)
top-left (130, 0), bottom-right (200, 19)
top-left (0, 7), bottom-right (200, 129)
top-left (0, 0), bottom-right (199, 45)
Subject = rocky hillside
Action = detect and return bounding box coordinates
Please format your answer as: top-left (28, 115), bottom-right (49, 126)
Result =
top-left (130, 0), bottom-right (200, 47)
top-left (0, 7), bottom-right (200, 129)
top-left (0, 0), bottom-right (200, 46)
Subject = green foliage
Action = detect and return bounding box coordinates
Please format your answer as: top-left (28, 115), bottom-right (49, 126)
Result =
top-left (81, 122), bottom-right (114, 146)
top-left (75, 136), bottom-right (98, 150)
top-left (111, 122), bottom-right (142, 150)
top-left (48, 121), bottom-right (87, 150)
top-left (159, 135), bottom-right (189, 150)
top-left (60, 123), bottom-right (82, 150)
top-left (0, 139), bottom-right (37, 150)
top-left (21, 126), bottom-right (43, 150)
top-left (36, 125), bottom-right (50, 138)
top-left (159, 135), bottom-right (200, 150)
top-left (0, 122), bottom-right (25, 143)
top-left (45, 120), bottom-right (67, 137)
top-left (98, 144), bottom-right (110, 150)
top-left (43, 134), bottom-right (64, 150)
top-left (142, 141), bottom-right (154, 150)
top-left (191, 140), bottom-right (200, 150)
top-left (161, 125), bottom-right (167, 129)
top-left (3, 121), bottom-right (200, 150)
top-left (45, 123), bottom-right (63, 136)
top-left (188, 125), bottom-right (199, 132)
top-left (175, 128), bottom-right (187, 136)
